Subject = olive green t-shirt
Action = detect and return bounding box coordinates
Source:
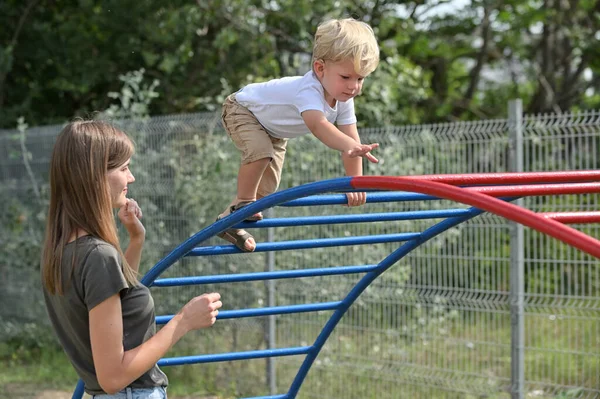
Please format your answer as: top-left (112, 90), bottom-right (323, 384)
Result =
top-left (43, 236), bottom-right (168, 395)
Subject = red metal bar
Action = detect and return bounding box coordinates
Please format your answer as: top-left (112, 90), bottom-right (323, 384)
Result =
top-left (393, 170), bottom-right (600, 186)
top-left (541, 212), bottom-right (600, 224)
top-left (351, 176), bottom-right (600, 259)
top-left (464, 182), bottom-right (600, 197)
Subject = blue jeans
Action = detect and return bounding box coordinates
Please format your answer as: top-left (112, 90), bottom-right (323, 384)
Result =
top-left (92, 387), bottom-right (167, 399)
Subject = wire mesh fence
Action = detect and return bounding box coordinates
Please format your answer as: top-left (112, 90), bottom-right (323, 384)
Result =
top-left (0, 105), bottom-right (598, 398)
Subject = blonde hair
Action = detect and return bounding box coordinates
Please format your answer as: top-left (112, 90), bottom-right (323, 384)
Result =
top-left (312, 18), bottom-right (380, 76)
top-left (42, 120), bottom-right (138, 294)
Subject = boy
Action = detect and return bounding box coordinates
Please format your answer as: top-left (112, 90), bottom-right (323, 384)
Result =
top-left (218, 18), bottom-right (380, 252)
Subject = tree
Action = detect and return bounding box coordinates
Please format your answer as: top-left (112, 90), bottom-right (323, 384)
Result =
top-left (2, 0), bottom-right (600, 129)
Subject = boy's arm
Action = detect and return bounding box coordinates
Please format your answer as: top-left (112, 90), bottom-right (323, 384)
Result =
top-left (302, 110), bottom-right (378, 163)
top-left (338, 123), bottom-right (363, 176)
top-left (339, 123), bottom-right (369, 207)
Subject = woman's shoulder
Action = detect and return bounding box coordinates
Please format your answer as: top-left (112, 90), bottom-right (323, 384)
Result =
top-left (69, 236), bottom-right (119, 259)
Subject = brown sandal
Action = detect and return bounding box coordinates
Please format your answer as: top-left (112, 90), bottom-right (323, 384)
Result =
top-left (230, 200), bottom-right (263, 222)
top-left (216, 216), bottom-right (256, 252)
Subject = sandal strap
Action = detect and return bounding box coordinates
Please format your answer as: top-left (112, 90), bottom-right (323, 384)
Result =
top-left (230, 200), bottom-right (256, 213)
top-left (217, 227), bottom-right (254, 252)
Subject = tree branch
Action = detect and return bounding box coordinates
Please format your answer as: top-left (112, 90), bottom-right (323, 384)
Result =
top-left (414, 0), bottom-right (453, 21)
top-left (450, 5), bottom-right (492, 118)
top-left (0, 0), bottom-right (41, 108)
top-left (463, 6), bottom-right (491, 103)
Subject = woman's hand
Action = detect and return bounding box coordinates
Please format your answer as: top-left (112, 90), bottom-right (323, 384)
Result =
top-left (179, 293), bottom-right (222, 332)
top-left (118, 198), bottom-right (145, 240)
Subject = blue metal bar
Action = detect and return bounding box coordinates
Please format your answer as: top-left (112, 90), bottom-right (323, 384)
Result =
top-left (280, 191), bottom-right (437, 206)
top-left (71, 179), bottom-right (357, 399)
top-left (69, 171), bottom-right (520, 399)
top-left (157, 346), bottom-right (312, 366)
top-left (71, 382), bottom-right (84, 399)
top-left (156, 302), bottom-right (342, 324)
top-left (235, 208), bottom-right (472, 229)
top-left (153, 264), bottom-right (377, 286)
top-left (187, 232), bottom-right (421, 256)
top-left (141, 178), bottom-right (355, 286)
top-left (286, 206), bottom-right (488, 397)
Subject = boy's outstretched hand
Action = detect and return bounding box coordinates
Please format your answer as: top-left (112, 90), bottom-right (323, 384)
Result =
top-left (347, 143), bottom-right (379, 163)
top-left (346, 192), bottom-right (367, 207)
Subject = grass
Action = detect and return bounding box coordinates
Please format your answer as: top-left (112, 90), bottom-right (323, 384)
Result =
top-left (1, 315), bottom-right (598, 399)
top-left (0, 340), bottom-right (81, 397)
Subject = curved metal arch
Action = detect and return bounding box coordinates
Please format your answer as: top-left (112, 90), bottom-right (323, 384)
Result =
top-left (72, 175), bottom-right (600, 399)
top-left (285, 206), bottom-right (487, 398)
top-left (73, 178), bottom-right (355, 399)
top-left (351, 176), bottom-right (600, 259)
top-left (140, 178), bottom-right (355, 286)
top-left (285, 176), bottom-right (600, 398)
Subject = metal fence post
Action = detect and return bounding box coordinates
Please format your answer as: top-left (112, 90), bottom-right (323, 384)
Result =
top-left (508, 99), bottom-right (525, 399)
top-left (264, 207), bottom-right (277, 394)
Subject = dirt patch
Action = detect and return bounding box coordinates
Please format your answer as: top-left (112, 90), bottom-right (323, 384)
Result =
top-left (1, 384), bottom-right (220, 399)
top-left (33, 390), bottom-right (77, 399)
top-left (1, 384), bottom-right (83, 399)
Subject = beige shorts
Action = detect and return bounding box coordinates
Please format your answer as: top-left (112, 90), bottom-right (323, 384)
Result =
top-left (221, 94), bottom-right (288, 197)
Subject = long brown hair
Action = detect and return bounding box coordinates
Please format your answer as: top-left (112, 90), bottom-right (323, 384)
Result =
top-left (42, 120), bottom-right (138, 294)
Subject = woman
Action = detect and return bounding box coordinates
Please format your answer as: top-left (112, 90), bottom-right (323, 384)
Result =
top-left (42, 120), bottom-right (222, 398)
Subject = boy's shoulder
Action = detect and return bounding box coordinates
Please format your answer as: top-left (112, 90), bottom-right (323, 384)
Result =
top-left (237, 71), bottom-right (322, 103)
top-left (259, 71), bottom-right (318, 88)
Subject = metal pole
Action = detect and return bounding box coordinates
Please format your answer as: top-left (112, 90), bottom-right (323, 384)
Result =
top-left (264, 207), bottom-right (277, 394)
top-left (508, 99), bottom-right (525, 399)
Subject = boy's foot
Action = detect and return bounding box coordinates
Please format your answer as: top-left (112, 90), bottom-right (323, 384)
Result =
top-left (216, 216), bottom-right (257, 252)
top-left (230, 200), bottom-right (263, 221)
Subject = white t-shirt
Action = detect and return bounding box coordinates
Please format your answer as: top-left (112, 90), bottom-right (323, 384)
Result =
top-left (235, 71), bottom-right (357, 139)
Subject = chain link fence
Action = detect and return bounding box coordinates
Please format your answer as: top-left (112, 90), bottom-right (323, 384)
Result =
top-left (0, 105), bottom-right (598, 398)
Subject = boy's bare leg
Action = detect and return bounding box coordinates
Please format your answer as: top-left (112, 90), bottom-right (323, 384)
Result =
top-left (217, 158), bottom-right (270, 252)
top-left (216, 159), bottom-right (271, 252)
top-left (220, 157), bottom-right (271, 218)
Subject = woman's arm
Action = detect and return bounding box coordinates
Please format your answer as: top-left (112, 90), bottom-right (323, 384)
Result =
top-left (118, 199), bottom-right (145, 273)
top-left (123, 237), bottom-right (144, 274)
top-left (89, 292), bottom-right (221, 394)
